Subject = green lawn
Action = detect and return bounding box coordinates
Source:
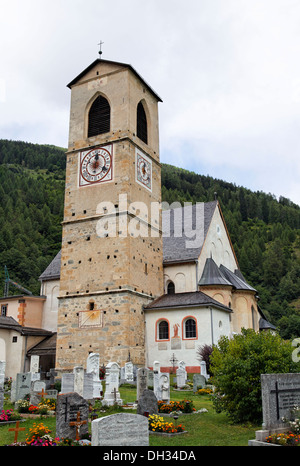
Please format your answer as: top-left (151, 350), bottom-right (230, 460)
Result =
top-left (0, 383), bottom-right (260, 447)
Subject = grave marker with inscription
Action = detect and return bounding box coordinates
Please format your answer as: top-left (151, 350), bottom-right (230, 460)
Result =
top-left (56, 392), bottom-right (89, 440)
top-left (92, 413), bottom-right (149, 446)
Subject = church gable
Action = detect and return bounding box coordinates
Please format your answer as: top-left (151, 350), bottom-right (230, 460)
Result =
top-left (197, 203), bottom-right (239, 278)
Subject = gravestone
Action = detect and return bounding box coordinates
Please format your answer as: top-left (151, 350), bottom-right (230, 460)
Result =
top-left (92, 413), bottom-right (149, 446)
top-left (178, 360), bottom-right (187, 381)
top-left (102, 362), bottom-right (122, 406)
top-left (73, 366), bottom-right (85, 397)
top-left (56, 392), bottom-right (89, 441)
top-left (148, 370), bottom-right (154, 387)
top-left (157, 373), bottom-right (170, 403)
top-left (136, 389), bottom-right (158, 416)
top-left (249, 372), bottom-right (300, 445)
top-left (200, 361), bottom-right (209, 380)
top-left (193, 374), bottom-right (206, 392)
top-left (86, 353), bottom-right (102, 398)
top-left (30, 355), bottom-right (39, 374)
top-left (176, 367), bottom-right (186, 388)
top-left (125, 361), bottom-right (134, 383)
top-left (15, 373), bottom-right (32, 401)
top-left (261, 373), bottom-right (300, 429)
top-left (61, 370), bottom-right (94, 400)
top-left (137, 367), bottom-right (149, 401)
top-left (153, 361), bottom-right (161, 400)
top-left (61, 373), bottom-right (74, 394)
top-left (30, 380), bottom-right (46, 406)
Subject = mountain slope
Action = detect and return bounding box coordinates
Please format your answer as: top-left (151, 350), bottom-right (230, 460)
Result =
top-left (0, 139), bottom-right (299, 338)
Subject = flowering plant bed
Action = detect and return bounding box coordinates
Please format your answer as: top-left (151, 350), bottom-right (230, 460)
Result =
top-left (148, 414), bottom-right (186, 435)
top-left (158, 399), bottom-right (196, 414)
top-left (0, 409), bottom-right (21, 423)
top-left (265, 432), bottom-right (300, 446)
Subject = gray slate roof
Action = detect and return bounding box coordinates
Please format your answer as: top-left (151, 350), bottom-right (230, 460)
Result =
top-left (39, 250), bottom-right (61, 281)
top-left (144, 291), bottom-right (232, 313)
top-left (199, 258), bottom-right (233, 287)
top-left (162, 201), bottom-right (217, 263)
top-left (219, 264), bottom-right (257, 292)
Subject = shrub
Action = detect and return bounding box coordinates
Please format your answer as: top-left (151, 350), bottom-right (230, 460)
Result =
top-left (210, 328), bottom-right (300, 423)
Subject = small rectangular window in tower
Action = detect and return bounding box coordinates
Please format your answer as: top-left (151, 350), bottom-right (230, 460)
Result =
top-left (1, 304), bottom-right (7, 316)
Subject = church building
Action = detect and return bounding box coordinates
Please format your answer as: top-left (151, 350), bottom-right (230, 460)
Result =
top-left (0, 58), bottom-right (275, 378)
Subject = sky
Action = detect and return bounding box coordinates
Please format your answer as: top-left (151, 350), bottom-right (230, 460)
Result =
top-left (0, 0), bottom-right (300, 205)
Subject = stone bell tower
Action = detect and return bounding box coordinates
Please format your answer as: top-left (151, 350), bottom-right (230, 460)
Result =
top-left (55, 58), bottom-right (163, 371)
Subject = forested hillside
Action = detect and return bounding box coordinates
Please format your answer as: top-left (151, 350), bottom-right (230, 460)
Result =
top-left (0, 139), bottom-right (300, 339)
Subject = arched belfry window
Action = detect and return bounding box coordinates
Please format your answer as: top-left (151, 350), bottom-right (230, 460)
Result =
top-left (88, 95), bottom-right (110, 138)
top-left (137, 101), bottom-right (148, 144)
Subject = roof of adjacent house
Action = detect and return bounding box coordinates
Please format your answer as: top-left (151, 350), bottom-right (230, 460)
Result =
top-left (0, 315), bottom-right (53, 337)
top-left (144, 290), bottom-right (232, 313)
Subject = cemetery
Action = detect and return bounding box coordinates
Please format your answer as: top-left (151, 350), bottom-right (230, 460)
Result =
top-left (1, 347), bottom-right (300, 446)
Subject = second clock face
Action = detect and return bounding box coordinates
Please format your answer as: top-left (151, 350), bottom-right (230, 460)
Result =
top-left (136, 148), bottom-right (152, 191)
top-left (79, 145), bottom-right (113, 186)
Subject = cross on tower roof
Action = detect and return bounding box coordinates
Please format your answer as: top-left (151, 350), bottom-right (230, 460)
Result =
top-left (98, 40), bottom-right (104, 58)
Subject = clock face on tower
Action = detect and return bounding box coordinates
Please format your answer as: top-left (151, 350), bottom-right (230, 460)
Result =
top-left (136, 148), bottom-right (152, 191)
top-left (79, 144), bottom-right (113, 187)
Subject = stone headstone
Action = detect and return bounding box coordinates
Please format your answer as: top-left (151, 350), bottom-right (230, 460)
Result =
top-left (261, 373), bottom-right (300, 430)
top-left (249, 372), bottom-right (300, 444)
top-left (56, 392), bottom-right (89, 441)
top-left (147, 370), bottom-right (154, 387)
top-left (15, 373), bottom-right (31, 401)
top-left (83, 372), bottom-right (94, 400)
top-left (153, 361), bottom-right (161, 400)
top-left (125, 362), bottom-right (134, 383)
top-left (137, 389), bottom-right (158, 416)
top-left (158, 373), bottom-right (170, 403)
top-left (102, 362), bottom-right (122, 406)
top-left (92, 413), bottom-right (149, 446)
top-left (61, 373), bottom-right (74, 394)
top-left (86, 353), bottom-right (103, 398)
top-left (73, 366), bottom-right (85, 397)
top-left (176, 367), bottom-right (186, 388)
top-left (30, 380), bottom-right (46, 406)
top-left (193, 373), bottom-right (206, 392)
top-left (178, 360), bottom-right (187, 381)
top-left (30, 355), bottom-right (40, 373)
top-left (200, 361), bottom-right (209, 380)
top-left (137, 367), bottom-right (149, 401)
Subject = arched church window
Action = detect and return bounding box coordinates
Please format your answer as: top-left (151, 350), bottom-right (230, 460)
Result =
top-left (137, 101), bottom-right (148, 144)
top-left (158, 320), bottom-right (169, 340)
top-left (184, 318), bottom-right (197, 339)
top-left (88, 95), bottom-right (110, 137)
top-left (167, 281), bottom-right (175, 294)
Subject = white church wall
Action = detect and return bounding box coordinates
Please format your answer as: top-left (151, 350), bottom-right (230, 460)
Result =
top-left (145, 305), bottom-right (231, 373)
top-left (198, 206), bottom-right (238, 281)
top-left (163, 263), bottom-right (196, 293)
top-left (40, 279), bottom-right (59, 332)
